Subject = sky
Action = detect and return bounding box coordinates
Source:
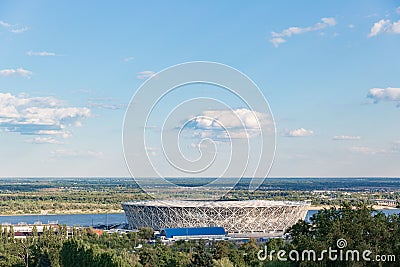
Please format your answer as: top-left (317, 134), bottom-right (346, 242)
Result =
top-left (1, 0), bottom-right (400, 178)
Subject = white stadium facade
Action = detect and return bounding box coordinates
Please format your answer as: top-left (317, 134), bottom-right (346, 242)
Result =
top-left (122, 200), bottom-right (309, 234)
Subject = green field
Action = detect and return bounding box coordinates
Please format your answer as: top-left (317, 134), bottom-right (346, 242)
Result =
top-left (0, 178), bottom-right (399, 215)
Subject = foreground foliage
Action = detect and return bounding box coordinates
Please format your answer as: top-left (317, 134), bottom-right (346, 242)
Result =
top-left (0, 204), bottom-right (399, 266)
top-left (286, 204), bottom-right (400, 266)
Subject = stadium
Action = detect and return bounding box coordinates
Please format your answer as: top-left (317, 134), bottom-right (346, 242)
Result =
top-left (122, 200), bottom-right (309, 234)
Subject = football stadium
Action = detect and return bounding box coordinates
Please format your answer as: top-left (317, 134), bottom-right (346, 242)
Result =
top-left (122, 200), bottom-right (309, 234)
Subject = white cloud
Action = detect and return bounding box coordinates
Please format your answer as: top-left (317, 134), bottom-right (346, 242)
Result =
top-left (0, 68), bottom-right (32, 78)
top-left (193, 109), bottom-right (269, 129)
top-left (137, 70), bottom-right (155, 79)
top-left (0, 20), bottom-right (12, 28)
top-left (0, 20), bottom-right (29, 33)
top-left (270, 37), bottom-right (286, 48)
top-left (349, 142), bottom-right (400, 155)
top-left (51, 149), bottom-right (104, 158)
top-left (283, 128), bottom-right (314, 137)
top-left (349, 146), bottom-right (378, 155)
top-left (270, 17), bottom-right (337, 47)
top-left (190, 142), bottom-right (208, 149)
top-left (348, 24), bottom-right (355, 29)
top-left (188, 108), bottom-right (273, 141)
top-left (35, 130), bottom-right (72, 139)
top-left (26, 136), bottom-right (63, 144)
top-left (123, 56), bottom-right (134, 62)
top-left (27, 51), bottom-right (57, 57)
top-left (368, 19), bottom-right (400, 37)
top-left (333, 135), bottom-right (361, 141)
top-left (396, 7), bottom-right (400, 14)
top-left (367, 87), bottom-right (400, 107)
top-left (0, 92), bottom-right (90, 142)
top-left (368, 19), bottom-right (391, 37)
top-left (10, 26), bottom-right (29, 33)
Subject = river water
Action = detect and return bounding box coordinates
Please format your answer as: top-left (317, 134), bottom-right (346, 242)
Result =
top-left (0, 213), bottom-right (127, 226)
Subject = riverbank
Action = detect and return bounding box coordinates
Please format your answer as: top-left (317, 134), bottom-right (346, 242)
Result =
top-left (308, 205), bottom-right (398, 210)
top-left (0, 213), bottom-right (127, 226)
top-left (0, 209), bottom-right (124, 216)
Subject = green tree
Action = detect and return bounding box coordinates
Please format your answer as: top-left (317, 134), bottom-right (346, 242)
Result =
top-left (287, 203), bottom-right (399, 267)
top-left (138, 227), bottom-right (154, 240)
top-left (240, 239), bottom-right (261, 267)
top-left (37, 251), bottom-right (52, 267)
top-left (139, 245), bottom-right (157, 267)
top-left (213, 241), bottom-right (232, 260)
top-left (228, 249), bottom-right (246, 267)
top-left (212, 257), bottom-right (234, 267)
top-left (190, 241), bottom-right (212, 267)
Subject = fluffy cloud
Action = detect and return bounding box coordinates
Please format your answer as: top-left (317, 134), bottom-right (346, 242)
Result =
top-left (368, 19), bottom-right (400, 37)
top-left (283, 128), bottom-right (314, 137)
top-left (0, 20), bottom-right (12, 28)
top-left (270, 37), bottom-right (286, 47)
top-left (27, 51), bottom-right (57, 57)
top-left (10, 27), bottom-right (29, 33)
top-left (137, 71), bottom-right (155, 79)
top-left (0, 19), bottom-right (29, 33)
top-left (0, 68), bottom-right (32, 78)
top-left (188, 108), bottom-right (273, 141)
top-left (333, 135), bottom-right (361, 141)
top-left (193, 109), bottom-right (269, 129)
top-left (0, 92), bottom-right (90, 142)
top-left (270, 17), bottom-right (337, 47)
top-left (367, 87), bottom-right (400, 107)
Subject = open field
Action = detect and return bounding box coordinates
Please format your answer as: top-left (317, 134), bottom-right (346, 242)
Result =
top-left (0, 178), bottom-right (399, 215)
top-left (0, 178), bottom-right (146, 215)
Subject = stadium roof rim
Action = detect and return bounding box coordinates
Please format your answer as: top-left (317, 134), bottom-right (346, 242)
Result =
top-left (121, 200), bottom-right (310, 208)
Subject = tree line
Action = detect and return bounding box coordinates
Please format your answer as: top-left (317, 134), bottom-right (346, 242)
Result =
top-left (0, 204), bottom-right (399, 266)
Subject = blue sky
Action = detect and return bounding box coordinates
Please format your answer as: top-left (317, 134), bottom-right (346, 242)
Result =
top-left (1, 0), bottom-right (400, 177)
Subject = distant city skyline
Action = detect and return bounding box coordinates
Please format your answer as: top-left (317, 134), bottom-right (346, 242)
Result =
top-left (1, 1), bottom-right (400, 177)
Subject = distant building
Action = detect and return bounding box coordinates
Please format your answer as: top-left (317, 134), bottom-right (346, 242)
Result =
top-left (159, 227), bottom-right (226, 241)
top-left (374, 199), bottom-right (397, 207)
top-left (0, 223), bottom-right (73, 239)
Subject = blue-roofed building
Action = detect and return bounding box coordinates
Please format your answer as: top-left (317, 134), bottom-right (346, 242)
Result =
top-left (159, 227), bottom-right (226, 240)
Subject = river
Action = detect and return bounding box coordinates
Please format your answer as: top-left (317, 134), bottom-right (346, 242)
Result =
top-left (0, 213), bottom-right (127, 226)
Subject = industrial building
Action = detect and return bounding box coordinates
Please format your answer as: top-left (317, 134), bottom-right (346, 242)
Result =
top-left (158, 226), bottom-right (226, 241)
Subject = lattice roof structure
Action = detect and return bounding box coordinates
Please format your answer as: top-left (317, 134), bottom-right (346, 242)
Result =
top-left (122, 200), bottom-right (309, 233)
